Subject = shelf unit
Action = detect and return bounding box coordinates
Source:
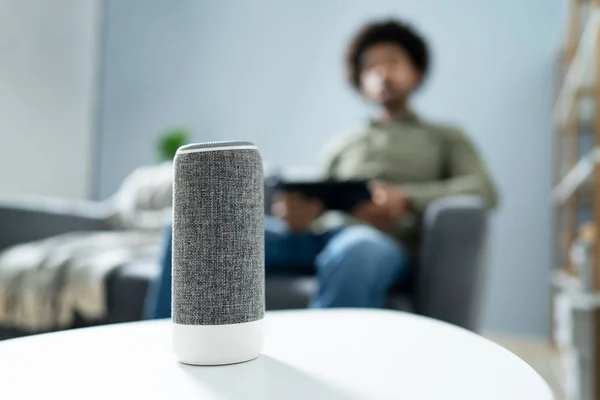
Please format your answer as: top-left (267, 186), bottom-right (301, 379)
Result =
top-left (555, 1), bottom-right (600, 272)
top-left (553, 0), bottom-right (600, 398)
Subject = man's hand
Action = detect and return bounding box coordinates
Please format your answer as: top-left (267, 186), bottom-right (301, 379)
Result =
top-left (272, 191), bottom-right (324, 232)
top-left (352, 181), bottom-right (409, 232)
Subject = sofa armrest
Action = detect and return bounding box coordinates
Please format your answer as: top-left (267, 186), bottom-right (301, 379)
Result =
top-left (414, 196), bottom-right (489, 331)
top-left (0, 196), bottom-right (112, 252)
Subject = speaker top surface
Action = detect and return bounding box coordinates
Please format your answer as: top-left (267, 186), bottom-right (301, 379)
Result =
top-left (177, 141), bottom-right (256, 154)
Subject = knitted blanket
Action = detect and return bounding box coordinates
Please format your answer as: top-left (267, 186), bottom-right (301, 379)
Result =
top-left (0, 230), bottom-right (160, 332)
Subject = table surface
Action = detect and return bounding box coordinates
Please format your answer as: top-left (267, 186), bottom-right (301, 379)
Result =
top-left (0, 309), bottom-right (553, 400)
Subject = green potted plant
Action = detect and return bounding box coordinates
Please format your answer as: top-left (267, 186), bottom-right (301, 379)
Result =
top-left (157, 128), bottom-right (190, 161)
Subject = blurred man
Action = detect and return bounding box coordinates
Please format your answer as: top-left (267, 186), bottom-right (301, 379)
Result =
top-left (145, 19), bottom-right (498, 318)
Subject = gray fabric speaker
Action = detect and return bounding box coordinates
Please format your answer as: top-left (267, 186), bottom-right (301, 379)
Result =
top-left (172, 141), bottom-right (265, 365)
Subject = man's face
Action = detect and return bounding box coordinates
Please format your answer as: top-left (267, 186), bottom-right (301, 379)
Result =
top-left (359, 42), bottom-right (421, 105)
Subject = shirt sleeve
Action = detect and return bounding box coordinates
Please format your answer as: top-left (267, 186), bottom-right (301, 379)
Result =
top-left (317, 134), bottom-right (351, 179)
top-left (401, 128), bottom-right (499, 213)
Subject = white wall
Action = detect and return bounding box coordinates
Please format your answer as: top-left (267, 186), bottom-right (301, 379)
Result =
top-left (97, 0), bottom-right (566, 336)
top-left (0, 0), bottom-right (100, 199)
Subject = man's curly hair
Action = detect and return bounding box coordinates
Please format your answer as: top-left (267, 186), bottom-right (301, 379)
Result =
top-left (345, 19), bottom-right (430, 90)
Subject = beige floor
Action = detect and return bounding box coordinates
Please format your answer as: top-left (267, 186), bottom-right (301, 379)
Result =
top-left (486, 333), bottom-right (563, 399)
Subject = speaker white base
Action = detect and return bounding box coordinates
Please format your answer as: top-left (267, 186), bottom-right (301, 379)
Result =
top-left (173, 319), bottom-right (264, 366)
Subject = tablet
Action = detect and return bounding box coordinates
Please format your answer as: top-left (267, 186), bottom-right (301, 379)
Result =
top-left (274, 179), bottom-right (371, 212)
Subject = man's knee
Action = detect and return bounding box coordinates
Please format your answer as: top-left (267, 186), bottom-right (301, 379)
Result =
top-left (318, 225), bottom-right (405, 277)
top-left (313, 225), bottom-right (406, 308)
top-left (327, 225), bottom-right (402, 259)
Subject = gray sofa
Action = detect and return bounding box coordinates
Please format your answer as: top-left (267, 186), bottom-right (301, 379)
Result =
top-left (0, 193), bottom-right (489, 341)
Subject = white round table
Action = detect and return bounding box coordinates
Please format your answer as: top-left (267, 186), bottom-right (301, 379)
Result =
top-left (0, 309), bottom-right (553, 400)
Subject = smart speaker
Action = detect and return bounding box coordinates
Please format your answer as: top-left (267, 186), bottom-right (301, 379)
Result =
top-left (172, 141), bottom-right (265, 365)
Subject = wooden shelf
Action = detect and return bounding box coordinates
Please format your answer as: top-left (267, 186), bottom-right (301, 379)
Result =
top-left (554, 1), bottom-right (600, 398)
top-left (553, 10), bottom-right (600, 128)
top-left (577, 85), bottom-right (597, 98)
top-left (553, 148), bottom-right (599, 203)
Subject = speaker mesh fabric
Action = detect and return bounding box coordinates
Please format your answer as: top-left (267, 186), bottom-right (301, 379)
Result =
top-left (173, 144), bottom-right (264, 325)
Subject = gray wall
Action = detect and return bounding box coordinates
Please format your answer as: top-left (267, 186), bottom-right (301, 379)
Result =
top-left (97, 0), bottom-right (565, 336)
top-left (0, 0), bottom-right (100, 199)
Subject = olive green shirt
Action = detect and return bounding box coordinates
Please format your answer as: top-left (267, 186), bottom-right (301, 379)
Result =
top-left (316, 113), bottom-right (498, 250)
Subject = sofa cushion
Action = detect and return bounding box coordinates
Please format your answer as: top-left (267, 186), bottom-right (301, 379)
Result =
top-left (266, 276), bottom-right (317, 309)
top-left (264, 275), bottom-right (413, 312)
top-left (105, 261), bottom-right (159, 323)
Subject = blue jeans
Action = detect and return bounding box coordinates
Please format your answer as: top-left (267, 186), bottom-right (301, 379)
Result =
top-left (144, 216), bottom-right (408, 319)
